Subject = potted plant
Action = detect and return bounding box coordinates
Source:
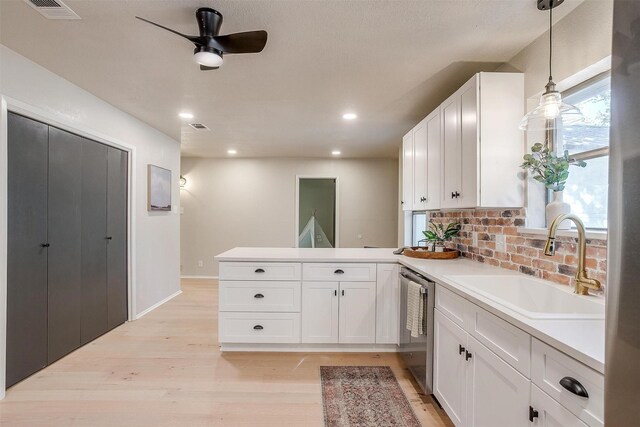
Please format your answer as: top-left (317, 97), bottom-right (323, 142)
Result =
top-left (521, 142), bottom-right (586, 229)
top-left (421, 220), bottom-right (461, 252)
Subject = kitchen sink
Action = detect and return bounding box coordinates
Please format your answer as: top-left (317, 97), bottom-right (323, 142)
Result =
top-left (442, 275), bottom-right (605, 320)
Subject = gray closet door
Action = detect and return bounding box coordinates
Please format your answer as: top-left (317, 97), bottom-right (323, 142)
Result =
top-left (6, 113), bottom-right (49, 387)
top-left (80, 139), bottom-right (109, 344)
top-left (107, 147), bottom-right (128, 329)
top-left (47, 127), bottom-right (83, 363)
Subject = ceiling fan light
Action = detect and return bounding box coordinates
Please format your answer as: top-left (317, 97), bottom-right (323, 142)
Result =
top-left (194, 51), bottom-right (223, 67)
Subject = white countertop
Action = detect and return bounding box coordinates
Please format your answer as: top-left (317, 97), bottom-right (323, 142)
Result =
top-left (215, 247), bottom-right (605, 374)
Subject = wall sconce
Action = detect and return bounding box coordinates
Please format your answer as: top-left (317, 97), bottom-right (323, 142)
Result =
top-left (179, 175), bottom-right (187, 188)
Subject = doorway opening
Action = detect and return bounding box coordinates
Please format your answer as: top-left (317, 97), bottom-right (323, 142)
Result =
top-left (296, 177), bottom-right (338, 248)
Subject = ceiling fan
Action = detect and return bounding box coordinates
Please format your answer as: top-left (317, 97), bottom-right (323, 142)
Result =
top-left (136, 7), bottom-right (267, 70)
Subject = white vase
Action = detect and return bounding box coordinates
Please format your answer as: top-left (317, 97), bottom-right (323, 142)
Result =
top-left (546, 191), bottom-right (571, 230)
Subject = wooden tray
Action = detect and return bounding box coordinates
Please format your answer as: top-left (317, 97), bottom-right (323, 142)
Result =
top-left (403, 247), bottom-right (460, 260)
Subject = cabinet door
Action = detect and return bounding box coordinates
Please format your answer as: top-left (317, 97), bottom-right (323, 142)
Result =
top-left (375, 264), bottom-right (399, 344)
top-left (530, 384), bottom-right (588, 427)
top-left (434, 309), bottom-right (467, 426)
top-left (301, 281), bottom-right (339, 343)
top-left (339, 282), bottom-right (376, 344)
top-left (106, 147), bottom-right (128, 330)
top-left (81, 139), bottom-right (109, 344)
top-left (458, 78), bottom-right (479, 208)
top-left (402, 132), bottom-right (414, 211)
top-left (412, 120), bottom-right (428, 210)
top-left (6, 113), bottom-right (49, 387)
top-left (441, 93), bottom-right (460, 209)
top-left (47, 127), bottom-right (83, 363)
top-left (466, 336), bottom-right (530, 427)
top-left (425, 107), bottom-right (441, 210)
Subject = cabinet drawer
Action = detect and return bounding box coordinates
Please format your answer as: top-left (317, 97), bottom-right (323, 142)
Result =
top-left (531, 339), bottom-right (604, 427)
top-left (468, 305), bottom-right (531, 377)
top-left (218, 312), bottom-right (301, 344)
top-left (219, 262), bottom-right (301, 281)
top-left (219, 281), bottom-right (301, 312)
top-left (302, 263), bottom-right (376, 282)
top-left (435, 286), bottom-right (472, 329)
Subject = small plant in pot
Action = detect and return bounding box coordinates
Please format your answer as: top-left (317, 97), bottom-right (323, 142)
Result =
top-left (521, 143), bottom-right (586, 229)
top-left (421, 220), bottom-right (461, 252)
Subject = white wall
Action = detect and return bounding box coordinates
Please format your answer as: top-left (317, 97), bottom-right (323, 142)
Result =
top-left (0, 46), bottom-right (181, 325)
top-left (180, 157), bottom-right (398, 277)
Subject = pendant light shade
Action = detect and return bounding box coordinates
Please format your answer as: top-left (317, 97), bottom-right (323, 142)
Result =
top-left (520, 0), bottom-right (583, 132)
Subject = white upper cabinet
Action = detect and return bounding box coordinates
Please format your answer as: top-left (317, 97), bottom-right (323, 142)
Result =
top-left (441, 72), bottom-right (524, 209)
top-left (402, 132), bottom-right (414, 211)
top-left (403, 72), bottom-right (524, 211)
top-left (402, 108), bottom-right (442, 211)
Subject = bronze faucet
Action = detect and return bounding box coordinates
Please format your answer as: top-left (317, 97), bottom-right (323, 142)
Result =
top-left (544, 213), bottom-right (602, 296)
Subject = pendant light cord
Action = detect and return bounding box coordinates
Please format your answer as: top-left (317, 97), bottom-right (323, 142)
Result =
top-left (549, 1), bottom-right (553, 82)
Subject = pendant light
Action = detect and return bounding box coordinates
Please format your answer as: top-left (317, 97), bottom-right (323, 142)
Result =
top-left (519, 0), bottom-right (583, 131)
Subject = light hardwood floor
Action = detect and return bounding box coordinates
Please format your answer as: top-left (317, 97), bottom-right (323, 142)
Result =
top-left (0, 279), bottom-right (453, 427)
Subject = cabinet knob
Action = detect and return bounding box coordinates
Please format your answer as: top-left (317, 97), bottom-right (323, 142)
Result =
top-left (451, 192), bottom-right (456, 199)
top-left (254, 293), bottom-right (264, 299)
top-left (334, 269), bottom-right (344, 275)
top-left (341, 290), bottom-right (345, 296)
top-left (559, 376), bottom-right (589, 398)
top-left (458, 344), bottom-right (465, 355)
top-left (253, 325), bottom-right (263, 330)
top-left (455, 191), bottom-right (461, 198)
top-left (529, 406), bottom-right (539, 422)
top-left (105, 236), bottom-right (113, 240)
top-left (334, 290), bottom-right (337, 296)
top-left (465, 350), bottom-right (473, 361)
top-left (40, 243), bottom-right (50, 248)
top-left (254, 268), bottom-right (265, 273)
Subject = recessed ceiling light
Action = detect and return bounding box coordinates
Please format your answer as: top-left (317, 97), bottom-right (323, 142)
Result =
top-left (179, 112), bottom-right (194, 119)
top-left (342, 112), bottom-right (357, 120)
top-left (227, 149), bottom-right (237, 155)
top-left (332, 150), bottom-right (341, 155)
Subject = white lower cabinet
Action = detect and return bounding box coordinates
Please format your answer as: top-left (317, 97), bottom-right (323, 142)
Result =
top-left (301, 281), bottom-right (376, 344)
top-left (338, 281), bottom-right (377, 344)
top-left (434, 309), bottom-right (468, 426)
top-left (530, 384), bottom-right (588, 427)
top-left (375, 263), bottom-right (399, 344)
top-left (466, 336), bottom-right (530, 427)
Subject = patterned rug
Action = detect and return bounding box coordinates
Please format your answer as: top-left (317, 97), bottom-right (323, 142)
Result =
top-left (320, 366), bottom-right (422, 427)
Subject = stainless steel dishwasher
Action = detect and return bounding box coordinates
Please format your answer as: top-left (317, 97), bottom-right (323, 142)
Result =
top-left (399, 267), bottom-right (435, 394)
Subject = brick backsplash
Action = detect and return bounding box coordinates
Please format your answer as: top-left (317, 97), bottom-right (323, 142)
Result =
top-left (429, 209), bottom-right (607, 291)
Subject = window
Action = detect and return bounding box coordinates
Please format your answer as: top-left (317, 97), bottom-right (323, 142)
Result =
top-left (557, 73), bottom-right (610, 229)
top-left (412, 212), bottom-right (428, 247)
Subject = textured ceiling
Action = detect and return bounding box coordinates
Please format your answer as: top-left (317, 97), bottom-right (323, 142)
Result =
top-left (0, 0), bottom-right (581, 158)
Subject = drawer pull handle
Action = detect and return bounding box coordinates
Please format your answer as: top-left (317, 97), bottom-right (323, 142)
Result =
top-left (465, 350), bottom-right (472, 361)
top-left (254, 293), bottom-right (264, 299)
top-left (529, 406), bottom-right (539, 422)
top-left (559, 376), bottom-right (589, 398)
top-left (458, 345), bottom-right (465, 355)
top-left (334, 269), bottom-right (344, 274)
top-left (255, 268), bottom-right (265, 273)
top-left (253, 325), bottom-right (263, 330)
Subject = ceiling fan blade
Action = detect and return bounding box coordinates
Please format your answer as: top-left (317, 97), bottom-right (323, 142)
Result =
top-left (200, 65), bottom-right (219, 71)
top-left (136, 16), bottom-right (204, 46)
top-left (211, 30), bottom-right (268, 54)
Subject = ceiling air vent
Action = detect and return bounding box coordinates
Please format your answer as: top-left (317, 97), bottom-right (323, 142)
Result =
top-left (24, 0), bottom-right (80, 20)
top-left (188, 123), bottom-right (210, 131)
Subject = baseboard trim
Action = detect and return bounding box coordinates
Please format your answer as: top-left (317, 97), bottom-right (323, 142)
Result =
top-left (135, 290), bottom-right (182, 320)
top-left (220, 343), bottom-right (398, 353)
top-left (181, 275), bottom-right (218, 280)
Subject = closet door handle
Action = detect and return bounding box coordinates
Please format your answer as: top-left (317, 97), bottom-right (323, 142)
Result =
top-left (559, 377), bottom-right (589, 398)
top-left (40, 243), bottom-right (50, 248)
top-left (254, 293), bottom-right (264, 299)
top-left (334, 269), bottom-right (344, 275)
top-left (253, 325), bottom-right (263, 330)
top-left (254, 268), bottom-right (265, 273)
top-left (458, 345), bottom-right (465, 355)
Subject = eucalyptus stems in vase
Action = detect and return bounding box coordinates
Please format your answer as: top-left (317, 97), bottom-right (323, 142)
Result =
top-left (521, 142), bottom-right (586, 228)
